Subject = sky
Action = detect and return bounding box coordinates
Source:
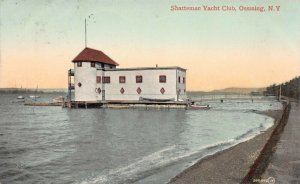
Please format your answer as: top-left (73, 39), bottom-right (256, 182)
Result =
top-left (0, 0), bottom-right (299, 91)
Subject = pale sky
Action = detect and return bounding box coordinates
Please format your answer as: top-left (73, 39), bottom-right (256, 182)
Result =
top-left (0, 0), bottom-right (299, 91)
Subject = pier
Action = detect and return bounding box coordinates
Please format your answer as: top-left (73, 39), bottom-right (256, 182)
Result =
top-left (63, 100), bottom-right (188, 109)
top-left (23, 95), bottom-right (277, 109)
top-left (24, 102), bottom-right (62, 106)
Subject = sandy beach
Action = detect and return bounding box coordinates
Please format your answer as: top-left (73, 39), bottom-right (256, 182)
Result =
top-left (169, 109), bottom-right (283, 184)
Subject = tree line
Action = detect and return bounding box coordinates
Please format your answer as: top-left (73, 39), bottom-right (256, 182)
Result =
top-left (265, 76), bottom-right (300, 100)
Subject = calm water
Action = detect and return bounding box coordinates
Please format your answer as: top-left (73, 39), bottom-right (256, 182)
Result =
top-left (0, 93), bottom-right (282, 184)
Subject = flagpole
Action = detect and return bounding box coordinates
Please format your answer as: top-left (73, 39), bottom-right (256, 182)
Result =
top-left (85, 18), bottom-right (87, 47)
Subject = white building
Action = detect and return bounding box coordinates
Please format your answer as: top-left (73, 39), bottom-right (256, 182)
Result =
top-left (70, 47), bottom-right (187, 102)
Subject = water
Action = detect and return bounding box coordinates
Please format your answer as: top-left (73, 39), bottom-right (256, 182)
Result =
top-left (0, 93), bottom-right (282, 184)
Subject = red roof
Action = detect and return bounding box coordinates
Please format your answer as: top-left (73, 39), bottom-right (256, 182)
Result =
top-left (72, 47), bottom-right (119, 66)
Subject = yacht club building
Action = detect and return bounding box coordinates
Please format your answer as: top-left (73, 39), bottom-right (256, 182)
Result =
top-left (69, 47), bottom-right (187, 102)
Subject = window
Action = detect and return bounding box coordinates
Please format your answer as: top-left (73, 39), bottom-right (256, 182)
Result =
top-left (103, 76), bottom-right (110, 84)
top-left (77, 62), bottom-right (82, 67)
top-left (96, 76), bottom-right (101, 83)
top-left (91, 62), bottom-right (95, 67)
top-left (159, 75), bottom-right (166, 83)
top-left (136, 75), bottom-right (143, 83)
top-left (119, 76), bottom-right (126, 83)
top-left (183, 77), bottom-right (185, 84)
top-left (178, 77), bottom-right (181, 83)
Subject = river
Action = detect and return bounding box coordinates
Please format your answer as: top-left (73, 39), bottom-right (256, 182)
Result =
top-left (0, 93), bottom-right (282, 184)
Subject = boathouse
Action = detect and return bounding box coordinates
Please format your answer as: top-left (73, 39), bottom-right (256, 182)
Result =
top-left (68, 47), bottom-right (187, 102)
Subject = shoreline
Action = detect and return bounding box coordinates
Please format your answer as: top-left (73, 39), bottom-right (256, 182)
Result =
top-left (168, 109), bottom-right (283, 184)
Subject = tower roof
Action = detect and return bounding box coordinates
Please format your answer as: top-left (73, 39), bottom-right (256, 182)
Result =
top-left (72, 47), bottom-right (119, 66)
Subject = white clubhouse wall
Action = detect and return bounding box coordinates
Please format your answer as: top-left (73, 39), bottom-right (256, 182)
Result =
top-left (74, 63), bottom-right (187, 101)
top-left (74, 62), bottom-right (97, 101)
top-left (100, 69), bottom-right (178, 101)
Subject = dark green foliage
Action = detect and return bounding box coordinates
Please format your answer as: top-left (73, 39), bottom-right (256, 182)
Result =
top-left (265, 76), bottom-right (300, 100)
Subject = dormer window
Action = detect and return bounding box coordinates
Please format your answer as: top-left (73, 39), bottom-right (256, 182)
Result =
top-left (91, 62), bottom-right (95, 67)
top-left (77, 62), bottom-right (82, 67)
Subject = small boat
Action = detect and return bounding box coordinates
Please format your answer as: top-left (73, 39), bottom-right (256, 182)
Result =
top-left (30, 85), bottom-right (40, 99)
top-left (190, 104), bottom-right (211, 110)
top-left (17, 96), bottom-right (24, 99)
top-left (52, 96), bottom-right (64, 103)
top-left (29, 95), bottom-right (40, 99)
top-left (12, 96), bottom-right (25, 103)
top-left (140, 97), bottom-right (175, 102)
top-left (190, 102), bottom-right (211, 110)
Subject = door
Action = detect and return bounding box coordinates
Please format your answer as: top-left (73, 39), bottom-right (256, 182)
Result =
top-left (102, 90), bottom-right (105, 101)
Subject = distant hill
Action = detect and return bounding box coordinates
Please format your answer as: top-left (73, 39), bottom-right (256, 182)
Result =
top-left (211, 87), bottom-right (266, 94)
top-left (189, 87), bottom-right (266, 95)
